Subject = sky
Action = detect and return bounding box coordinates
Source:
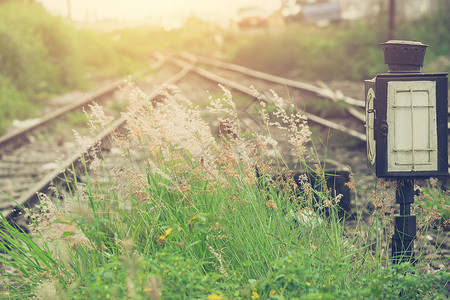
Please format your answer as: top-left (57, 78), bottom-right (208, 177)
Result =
top-left (36, 0), bottom-right (282, 25)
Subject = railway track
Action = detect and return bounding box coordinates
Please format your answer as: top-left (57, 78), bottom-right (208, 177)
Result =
top-left (169, 52), bottom-right (450, 174)
top-left (179, 52), bottom-right (367, 141)
top-left (0, 52), bottom-right (447, 274)
top-left (0, 49), bottom-right (420, 222)
top-left (0, 57), bottom-right (190, 222)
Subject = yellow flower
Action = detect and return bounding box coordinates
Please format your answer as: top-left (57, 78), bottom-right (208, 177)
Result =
top-left (207, 294), bottom-right (222, 300)
top-left (269, 290), bottom-right (276, 296)
top-left (157, 228), bottom-right (173, 242)
top-left (251, 291), bottom-right (260, 299)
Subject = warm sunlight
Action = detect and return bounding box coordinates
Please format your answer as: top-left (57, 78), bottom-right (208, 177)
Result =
top-left (37, 0), bottom-right (282, 26)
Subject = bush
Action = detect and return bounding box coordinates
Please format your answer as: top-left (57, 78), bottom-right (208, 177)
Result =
top-left (230, 22), bottom-right (386, 81)
top-left (229, 8), bottom-right (449, 82)
top-left (0, 75), bottom-right (41, 135)
top-left (0, 1), bottom-right (82, 96)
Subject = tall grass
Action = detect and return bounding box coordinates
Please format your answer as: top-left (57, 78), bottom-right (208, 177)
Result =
top-left (0, 83), bottom-right (448, 299)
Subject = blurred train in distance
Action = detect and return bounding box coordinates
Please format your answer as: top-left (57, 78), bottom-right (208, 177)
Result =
top-left (282, 0), bottom-right (341, 27)
top-left (236, 6), bottom-right (269, 29)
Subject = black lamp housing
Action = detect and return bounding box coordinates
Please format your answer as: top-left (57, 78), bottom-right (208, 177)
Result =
top-left (365, 40), bottom-right (448, 178)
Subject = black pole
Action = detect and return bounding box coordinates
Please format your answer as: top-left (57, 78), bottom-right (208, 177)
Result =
top-left (392, 179), bottom-right (416, 264)
top-left (388, 0), bottom-right (396, 40)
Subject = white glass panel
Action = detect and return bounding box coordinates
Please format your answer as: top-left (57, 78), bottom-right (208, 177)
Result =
top-left (396, 91), bottom-right (411, 107)
top-left (412, 107), bottom-right (430, 151)
top-left (412, 91), bottom-right (429, 106)
top-left (393, 104), bottom-right (412, 150)
top-left (387, 81), bottom-right (437, 172)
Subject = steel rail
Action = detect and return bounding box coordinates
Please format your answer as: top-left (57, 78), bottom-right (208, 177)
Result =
top-left (180, 52), bottom-right (450, 131)
top-left (0, 57), bottom-right (164, 150)
top-left (179, 52), bottom-right (367, 109)
top-left (0, 81), bottom-right (121, 149)
top-left (3, 61), bottom-right (192, 220)
top-left (165, 55), bottom-right (366, 142)
top-left (176, 53), bottom-right (450, 170)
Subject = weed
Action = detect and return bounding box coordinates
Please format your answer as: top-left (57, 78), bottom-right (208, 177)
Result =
top-left (0, 84), bottom-right (448, 299)
top-left (415, 178), bottom-right (450, 231)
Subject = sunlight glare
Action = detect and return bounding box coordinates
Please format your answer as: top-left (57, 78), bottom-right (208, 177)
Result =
top-left (37, 0), bottom-right (281, 26)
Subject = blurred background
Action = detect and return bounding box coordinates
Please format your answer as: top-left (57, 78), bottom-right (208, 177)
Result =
top-left (1, 0), bottom-right (449, 135)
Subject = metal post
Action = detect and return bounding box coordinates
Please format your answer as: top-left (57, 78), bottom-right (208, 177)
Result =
top-left (67, 0), bottom-right (71, 21)
top-left (392, 179), bottom-right (416, 264)
top-left (388, 0), bottom-right (396, 40)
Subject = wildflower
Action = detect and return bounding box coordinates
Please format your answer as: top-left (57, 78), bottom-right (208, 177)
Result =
top-left (251, 291), bottom-right (260, 299)
top-left (84, 102), bottom-right (114, 136)
top-left (266, 199), bottom-right (278, 210)
top-left (297, 208), bottom-right (323, 227)
top-left (344, 180), bottom-right (356, 193)
top-left (157, 228), bottom-right (173, 243)
top-left (120, 239), bottom-right (135, 251)
top-left (207, 243), bottom-right (229, 278)
top-left (35, 280), bottom-right (58, 300)
top-left (27, 193), bottom-right (91, 251)
top-left (335, 193), bottom-right (343, 204)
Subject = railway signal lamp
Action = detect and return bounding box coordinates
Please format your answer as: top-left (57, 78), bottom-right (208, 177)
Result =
top-left (365, 40), bottom-right (448, 264)
top-left (365, 40), bottom-right (448, 178)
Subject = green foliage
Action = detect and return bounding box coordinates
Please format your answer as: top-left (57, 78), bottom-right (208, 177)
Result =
top-left (256, 252), bottom-right (449, 299)
top-left (230, 23), bottom-right (385, 81)
top-left (0, 2), bottom-right (151, 135)
top-left (0, 1), bottom-right (82, 135)
top-left (301, 98), bottom-right (349, 118)
top-left (230, 8), bottom-right (450, 82)
top-left (0, 75), bottom-right (41, 135)
top-left (73, 28), bottom-right (150, 79)
top-left (397, 4), bottom-right (450, 60)
top-left (0, 208), bottom-right (65, 299)
top-left (396, 4), bottom-right (450, 76)
top-left (0, 1), bottom-right (82, 96)
top-left (416, 179), bottom-right (450, 229)
top-left (0, 19), bottom-right (53, 96)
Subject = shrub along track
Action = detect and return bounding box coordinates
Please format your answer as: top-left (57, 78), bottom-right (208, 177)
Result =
top-left (0, 53), bottom-right (448, 278)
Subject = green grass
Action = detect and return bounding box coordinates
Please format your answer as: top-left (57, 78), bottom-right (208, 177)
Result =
top-left (0, 84), bottom-right (448, 299)
top-left (415, 179), bottom-right (450, 229)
